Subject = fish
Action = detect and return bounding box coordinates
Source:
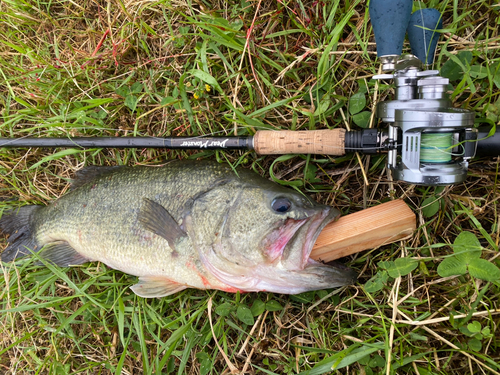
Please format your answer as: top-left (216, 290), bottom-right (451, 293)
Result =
top-left (0, 160), bottom-right (357, 297)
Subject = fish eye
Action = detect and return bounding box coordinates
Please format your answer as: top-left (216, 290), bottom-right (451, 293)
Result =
top-left (271, 197), bottom-right (292, 213)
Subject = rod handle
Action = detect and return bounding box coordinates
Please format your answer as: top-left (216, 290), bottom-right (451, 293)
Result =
top-left (253, 129), bottom-right (346, 156)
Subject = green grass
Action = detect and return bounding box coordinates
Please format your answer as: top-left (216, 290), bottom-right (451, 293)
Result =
top-left (1, 0), bottom-right (500, 374)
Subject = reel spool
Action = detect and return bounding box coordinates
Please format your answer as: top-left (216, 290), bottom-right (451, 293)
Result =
top-left (388, 108), bottom-right (476, 185)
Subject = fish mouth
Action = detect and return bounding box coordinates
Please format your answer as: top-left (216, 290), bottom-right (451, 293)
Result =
top-left (299, 207), bottom-right (339, 269)
top-left (202, 205), bottom-right (357, 294)
top-left (279, 206), bottom-right (339, 270)
top-left (262, 206), bottom-right (338, 266)
top-left (261, 217), bottom-right (308, 263)
top-left (273, 206), bottom-right (358, 292)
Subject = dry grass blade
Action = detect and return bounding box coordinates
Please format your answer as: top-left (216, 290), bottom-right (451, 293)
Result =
top-left (207, 298), bottom-right (240, 374)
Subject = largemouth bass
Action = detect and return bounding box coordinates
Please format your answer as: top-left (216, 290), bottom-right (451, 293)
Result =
top-left (0, 161), bottom-right (356, 297)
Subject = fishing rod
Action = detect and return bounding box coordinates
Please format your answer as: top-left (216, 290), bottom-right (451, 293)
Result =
top-left (1, 0), bottom-right (498, 186)
top-left (1, 120), bottom-right (497, 185)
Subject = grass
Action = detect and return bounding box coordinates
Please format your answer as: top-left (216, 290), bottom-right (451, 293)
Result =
top-left (0, 0), bottom-right (500, 374)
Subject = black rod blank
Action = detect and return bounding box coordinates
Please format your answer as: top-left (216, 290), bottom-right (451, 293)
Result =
top-left (0, 136), bottom-right (254, 151)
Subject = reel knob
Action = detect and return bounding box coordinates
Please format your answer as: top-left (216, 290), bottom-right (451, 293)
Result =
top-left (407, 8), bottom-right (443, 65)
top-left (368, 0), bottom-right (413, 71)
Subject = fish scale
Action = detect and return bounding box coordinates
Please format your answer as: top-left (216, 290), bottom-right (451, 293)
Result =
top-left (35, 165), bottom-right (215, 281)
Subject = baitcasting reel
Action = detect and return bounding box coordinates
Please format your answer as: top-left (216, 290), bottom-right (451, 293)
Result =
top-left (373, 56), bottom-right (476, 185)
top-left (363, 0), bottom-right (478, 185)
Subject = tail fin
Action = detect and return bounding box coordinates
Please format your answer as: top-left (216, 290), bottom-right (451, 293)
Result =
top-left (0, 205), bottom-right (42, 262)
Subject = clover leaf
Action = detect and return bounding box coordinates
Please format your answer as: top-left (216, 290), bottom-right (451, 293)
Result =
top-left (437, 232), bottom-right (500, 281)
top-left (364, 258), bottom-right (418, 294)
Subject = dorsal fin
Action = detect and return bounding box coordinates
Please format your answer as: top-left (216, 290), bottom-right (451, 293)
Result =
top-left (71, 166), bottom-right (123, 190)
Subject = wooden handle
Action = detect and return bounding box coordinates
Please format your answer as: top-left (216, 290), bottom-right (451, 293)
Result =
top-left (253, 129), bottom-right (346, 155)
top-left (311, 200), bottom-right (416, 262)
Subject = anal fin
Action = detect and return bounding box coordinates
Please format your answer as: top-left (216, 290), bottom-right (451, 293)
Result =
top-left (130, 276), bottom-right (187, 298)
top-left (38, 242), bottom-right (90, 267)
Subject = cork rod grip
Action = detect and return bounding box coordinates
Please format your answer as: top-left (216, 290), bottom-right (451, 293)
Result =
top-left (253, 129), bottom-right (346, 155)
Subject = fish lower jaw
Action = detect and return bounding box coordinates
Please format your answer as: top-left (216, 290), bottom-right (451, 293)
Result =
top-left (284, 207), bottom-right (337, 270)
top-left (301, 210), bottom-right (332, 266)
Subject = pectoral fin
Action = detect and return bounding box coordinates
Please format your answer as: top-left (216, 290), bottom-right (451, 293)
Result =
top-left (130, 276), bottom-right (187, 298)
top-left (138, 198), bottom-right (187, 250)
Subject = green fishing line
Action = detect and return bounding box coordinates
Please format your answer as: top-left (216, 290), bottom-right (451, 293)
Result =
top-left (420, 133), bottom-right (453, 163)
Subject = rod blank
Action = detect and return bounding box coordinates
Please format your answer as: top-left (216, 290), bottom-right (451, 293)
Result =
top-left (0, 136), bottom-right (254, 150)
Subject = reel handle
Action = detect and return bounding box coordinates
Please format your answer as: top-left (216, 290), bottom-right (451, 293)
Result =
top-left (407, 8), bottom-right (443, 65)
top-left (368, 0), bottom-right (413, 70)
